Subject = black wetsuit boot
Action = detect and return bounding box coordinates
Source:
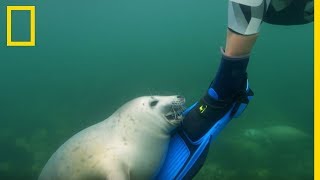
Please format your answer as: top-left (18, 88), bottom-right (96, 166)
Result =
top-left (155, 51), bottom-right (254, 180)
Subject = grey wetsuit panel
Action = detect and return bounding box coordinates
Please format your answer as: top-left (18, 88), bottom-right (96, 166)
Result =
top-left (228, 0), bottom-right (271, 35)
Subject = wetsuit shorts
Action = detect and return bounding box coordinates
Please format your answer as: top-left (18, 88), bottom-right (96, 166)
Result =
top-left (228, 0), bottom-right (314, 35)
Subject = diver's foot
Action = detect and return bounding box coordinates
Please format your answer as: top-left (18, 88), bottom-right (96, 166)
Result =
top-left (156, 84), bottom-right (253, 179)
top-left (171, 81), bottom-right (253, 179)
top-left (182, 79), bottom-right (253, 141)
top-left (155, 50), bottom-right (253, 180)
top-left (182, 48), bottom-right (252, 141)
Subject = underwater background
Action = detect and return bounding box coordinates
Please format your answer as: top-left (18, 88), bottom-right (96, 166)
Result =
top-left (0, 0), bottom-right (313, 179)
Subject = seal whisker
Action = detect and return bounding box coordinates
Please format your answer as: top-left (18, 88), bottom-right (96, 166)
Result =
top-left (147, 88), bottom-right (153, 97)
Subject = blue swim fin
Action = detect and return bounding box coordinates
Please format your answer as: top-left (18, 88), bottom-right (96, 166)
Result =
top-left (155, 81), bottom-right (253, 180)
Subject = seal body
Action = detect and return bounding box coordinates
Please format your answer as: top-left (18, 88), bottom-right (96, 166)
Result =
top-left (39, 95), bottom-right (185, 180)
top-left (244, 125), bottom-right (310, 145)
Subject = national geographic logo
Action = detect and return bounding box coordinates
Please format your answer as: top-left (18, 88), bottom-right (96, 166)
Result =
top-left (6, 6), bottom-right (36, 46)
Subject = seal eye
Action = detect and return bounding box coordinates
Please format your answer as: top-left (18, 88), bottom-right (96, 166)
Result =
top-left (149, 100), bottom-right (159, 107)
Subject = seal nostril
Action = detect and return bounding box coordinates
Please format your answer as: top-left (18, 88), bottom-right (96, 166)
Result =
top-left (177, 95), bottom-right (183, 99)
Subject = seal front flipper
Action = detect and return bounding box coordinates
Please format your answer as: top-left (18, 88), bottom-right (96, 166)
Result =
top-left (155, 82), bottom-right (253, 180)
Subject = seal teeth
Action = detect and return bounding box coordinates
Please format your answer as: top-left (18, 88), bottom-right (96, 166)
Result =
top-left (165, 113), bottom-right (176, 120)
top-left (165, 111), bottom-right (174, 116)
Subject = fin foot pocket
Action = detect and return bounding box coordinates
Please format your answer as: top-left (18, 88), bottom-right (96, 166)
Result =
top-left (155, 86), bottom-right (254, 180)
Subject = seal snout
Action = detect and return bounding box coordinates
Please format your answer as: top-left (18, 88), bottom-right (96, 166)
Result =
top-left (165, 96), bottom-right (186, 122)
top-left (172, 95), bottom-right (186, 106)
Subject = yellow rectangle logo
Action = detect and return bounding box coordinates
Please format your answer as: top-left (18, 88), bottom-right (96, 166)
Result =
top-left (7, 6), bottom-right (36, 46)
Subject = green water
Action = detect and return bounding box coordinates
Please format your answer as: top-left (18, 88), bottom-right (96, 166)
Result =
top-left (0, 0), bottom-right (313, 179)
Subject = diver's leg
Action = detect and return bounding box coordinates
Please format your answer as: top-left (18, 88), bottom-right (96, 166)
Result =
top-left (156, 0), bottom-right (314, 179)
top-left (225, 29), bottom-right (258, 56)
top-left (155, 1), bottom-right (268, 179)
top-left (155, 50), bottom-right (254, 180)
